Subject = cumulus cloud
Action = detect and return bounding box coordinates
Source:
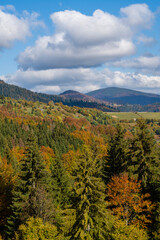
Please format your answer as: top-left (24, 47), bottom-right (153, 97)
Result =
top-left (1, 3), bottom-right (158, 95)
top-left (120, 4), bottom-right (154, 29)
top-left (17, 4), bottom-right (154, 70)
top-left (0, 6), bottom-right (44, 50)
top-left (2, 67), bottom-right (160, 95)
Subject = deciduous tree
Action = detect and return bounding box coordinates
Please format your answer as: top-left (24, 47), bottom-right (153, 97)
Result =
top-left (107, 173), bottom-right (154, 228)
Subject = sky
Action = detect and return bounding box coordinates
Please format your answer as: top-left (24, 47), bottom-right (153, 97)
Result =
top-left (1, 0), bottom-right (160, 94)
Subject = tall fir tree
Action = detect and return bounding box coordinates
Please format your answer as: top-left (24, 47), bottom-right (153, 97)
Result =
top-left (50, 153), bottom-right (72, 208)
top-left (129, 119), bottom-right (159, 191)
top-left (66, 145), bottom-right (111, 240)
top-left (5, 133), bottom-right (53, 239)
top-left (104, 124), bottom-right (128, 183)
top-left (129, 119), bottom-right (160, 239)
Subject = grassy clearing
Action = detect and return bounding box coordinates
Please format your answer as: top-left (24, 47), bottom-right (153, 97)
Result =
top-left (107, 112), bottom-right (160, 120)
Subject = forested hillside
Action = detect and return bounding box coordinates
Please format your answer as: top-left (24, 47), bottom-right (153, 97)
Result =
top-left (0, 97), bottom-right (160, 240)
top-left (0, 80), bottom-right (116, 112)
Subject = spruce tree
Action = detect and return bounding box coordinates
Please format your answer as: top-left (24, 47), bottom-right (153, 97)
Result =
top-left (67, 145), bottom-right (111, 240)
top-left (104, 124), bottom-right (128, 183)
top-left (129, 119), bottom-right (159, 191)
top-left (5, 133), bottom-right (53, 239)
top-left (50, 154), bottom-right (72, 208)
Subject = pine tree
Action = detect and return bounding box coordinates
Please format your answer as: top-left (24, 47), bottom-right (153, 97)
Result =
top-left (67, 145), bottom-right (111, 240)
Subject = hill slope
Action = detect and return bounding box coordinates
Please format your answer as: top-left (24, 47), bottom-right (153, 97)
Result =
top-left (0, 80), bottom-right (116, 112)
top-left (60, 90), bottom-right (97, 102)
top-left (87, 87), bottom-right (160, 105)
top-left (60, 90), bottom-right (111, 104)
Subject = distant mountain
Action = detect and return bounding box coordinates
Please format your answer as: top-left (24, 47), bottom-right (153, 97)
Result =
top-left (60, 90), bottom-right (107, 103)
top-left (0, 80), bottom-right (116, 112)
top-left (60, 90), bottom-right (92, 100)
top-left (87, 87), bottom-right (160, 105)
top-left (2, 79), bottom-right (160, 112)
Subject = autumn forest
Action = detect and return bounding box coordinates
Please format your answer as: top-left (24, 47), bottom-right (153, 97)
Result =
top-left (0, 96), bottom-right (160, 240)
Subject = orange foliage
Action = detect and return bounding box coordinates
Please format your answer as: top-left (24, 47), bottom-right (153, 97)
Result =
top-left (72, 130), bottom-right (93, 145)
top-left (107, 173), bottom-right (154, 228)
top-left (72, 130), bottom-right (107, 159)
top-left (40, 146), bottom-right (55, 171)
top-left (64, 117), bottom-right (91, 130)
top-left (9, 146), bottom-right (25, 163)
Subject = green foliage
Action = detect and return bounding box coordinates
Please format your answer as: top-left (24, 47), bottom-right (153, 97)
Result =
top-left (105, 124), bottom-right (128, 183)
top-left (129, 119), bottom-right (159, 190)
top-left (51, 122), bottom-right (82, 156)
top-left (50, 156), bottom-right (72, 208)
top-left (0, 80), bottom-right (115, 112)
top-left (67, 146), bottom-right (111, 240)
top-left (0, 95), bottom-right (159, 239)
top-left (152, 203), bottom-right (160, 239)
top-left (5, 134), bottom-right (53, 239)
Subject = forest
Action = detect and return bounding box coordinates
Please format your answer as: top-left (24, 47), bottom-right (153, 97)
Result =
top-left (0, 96), bottom-right (160, 240)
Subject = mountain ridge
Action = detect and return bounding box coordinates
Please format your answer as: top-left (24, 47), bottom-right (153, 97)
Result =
top-left (0, 80), bottom-right (116, 112)
top-left (1, 80), bottom-right (160, 111)
top-left (87, 87), bottom-right (160, 105)
top-left (60, 89), bottom-right (110, 103)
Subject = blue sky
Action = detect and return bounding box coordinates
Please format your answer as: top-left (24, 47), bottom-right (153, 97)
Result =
top-left (1, 0), bottom-right (160, 94)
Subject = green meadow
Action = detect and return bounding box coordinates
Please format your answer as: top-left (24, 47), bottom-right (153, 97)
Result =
top-left (107, 112), bottom-right (160, 120)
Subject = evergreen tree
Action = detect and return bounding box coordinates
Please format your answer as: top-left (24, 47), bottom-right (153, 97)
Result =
top-left (67, 146), bottom-right (111, 240)
top-left (129, 119), bottom-right (160, 239)
top-left (129, 119), bottom-right (159, 191)
top-left (104, 124), bottom-right (128, 183)
top-left (50, 154), bottom-right (72, 208)
top-left (5, 133), bottom-right (53, 239)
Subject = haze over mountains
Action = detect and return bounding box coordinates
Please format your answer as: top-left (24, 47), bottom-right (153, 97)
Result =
top-left (1, 79), bottom-right (160, 111)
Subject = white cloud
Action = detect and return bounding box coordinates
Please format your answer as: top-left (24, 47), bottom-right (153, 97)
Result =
top-left (111, 55), bottom-right (160, 74)
top-left (31, 85), bottom-right (61, 93)
top-left (1, 3), bottom-right (158, 95)
top-left (0, 6), bottom-right (44, 50)
top-left (120, 3), bottom-right (154, 29)
top-left (17, 36), bottom-right (135, 70)
top-left (17, 4), bottom-right (154, 70)
top-left (2, 67), bottom-right (160, 95)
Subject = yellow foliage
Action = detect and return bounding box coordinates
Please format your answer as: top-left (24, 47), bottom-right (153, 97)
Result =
top-left (15, 217), bottom-right (64, 240)
top-left (111, 219), bottom-right (149, 240)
